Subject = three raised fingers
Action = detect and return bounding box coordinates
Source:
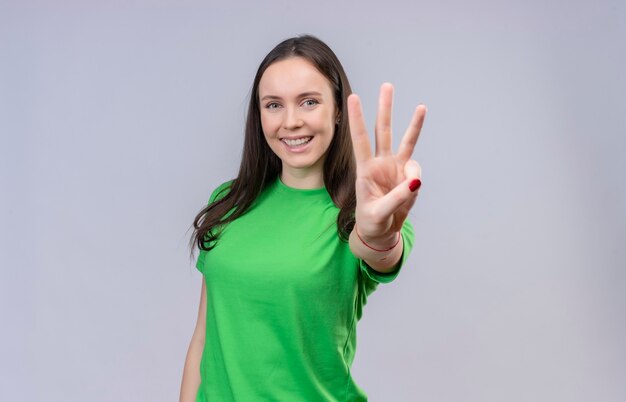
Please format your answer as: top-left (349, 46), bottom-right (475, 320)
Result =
top-left (348, 84), bottom-right (426, 165)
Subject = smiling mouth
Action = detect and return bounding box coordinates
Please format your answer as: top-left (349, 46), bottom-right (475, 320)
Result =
top-left (281, 136), bottom-right (313, 147)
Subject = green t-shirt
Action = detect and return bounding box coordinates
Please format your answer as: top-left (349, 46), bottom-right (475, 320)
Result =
top-left (195, 177), bottom-right (414, 402)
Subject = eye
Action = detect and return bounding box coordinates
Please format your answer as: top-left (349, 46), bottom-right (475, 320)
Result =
top-left (265, 102), bottom-right (281, 109)
top-left (302, 99), bottom-right (319, 107)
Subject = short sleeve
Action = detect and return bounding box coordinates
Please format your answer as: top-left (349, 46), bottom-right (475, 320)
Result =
top-left (195, 181), bottom-right (233, 274)
top-left (358, 219), bottom-right (415, 284)
top-left (196, 249), bottom-right (208, 272)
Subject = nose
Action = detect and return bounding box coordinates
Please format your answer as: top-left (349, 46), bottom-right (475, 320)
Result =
top-left (283, 107), bottom-right (304, 130)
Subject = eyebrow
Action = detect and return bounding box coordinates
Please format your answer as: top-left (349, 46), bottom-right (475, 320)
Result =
top-left (260, 91), bottom-right (323, 101)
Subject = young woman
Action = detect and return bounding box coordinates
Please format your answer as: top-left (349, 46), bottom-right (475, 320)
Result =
top-left (180, 35), bottom-right (426, 402)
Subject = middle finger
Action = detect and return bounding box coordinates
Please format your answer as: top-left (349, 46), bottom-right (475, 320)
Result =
top-left (375, 83), bottom-right (394, 157)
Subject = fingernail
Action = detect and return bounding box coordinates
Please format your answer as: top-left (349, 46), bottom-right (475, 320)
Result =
top-left (409, 179), bottom-right (422, 192)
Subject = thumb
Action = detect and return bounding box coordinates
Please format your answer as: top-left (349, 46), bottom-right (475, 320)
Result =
top-left (374, 161), bottom-right (422, 218)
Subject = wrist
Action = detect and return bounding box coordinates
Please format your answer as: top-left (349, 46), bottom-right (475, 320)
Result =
top-left (354, 224), bottom-right (400, 252)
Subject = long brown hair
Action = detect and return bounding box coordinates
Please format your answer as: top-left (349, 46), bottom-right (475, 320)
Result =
top-left (191, 35), bottom-right (356, 255)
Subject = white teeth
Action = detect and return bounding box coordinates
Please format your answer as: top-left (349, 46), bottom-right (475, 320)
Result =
top-left (283, 137), bottom-right (312, 146)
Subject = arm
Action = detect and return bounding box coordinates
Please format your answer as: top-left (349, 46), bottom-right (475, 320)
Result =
top-left (179, 279), bottom-right (207, 402)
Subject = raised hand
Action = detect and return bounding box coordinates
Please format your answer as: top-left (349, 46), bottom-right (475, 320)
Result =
top-left (347, 83), bottom-right (426, 248)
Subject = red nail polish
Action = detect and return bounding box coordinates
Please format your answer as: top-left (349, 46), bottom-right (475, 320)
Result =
top-left (409, 179), bottom-right (422, 192)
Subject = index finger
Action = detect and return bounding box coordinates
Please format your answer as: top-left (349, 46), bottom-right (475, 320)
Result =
top-left (397, 105), bottom-right (427, 163)
top-left (347, 94), bottom-right (373, 164)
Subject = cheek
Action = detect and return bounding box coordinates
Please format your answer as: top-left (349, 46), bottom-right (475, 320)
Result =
top-left (260, 114), bottom-right (275, 138)
top-left (319, 112), bottom-right (336, 134)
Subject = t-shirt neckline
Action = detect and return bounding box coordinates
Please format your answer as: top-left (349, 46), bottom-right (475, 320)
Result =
top-left (275, 176), bottom-right (328, 196)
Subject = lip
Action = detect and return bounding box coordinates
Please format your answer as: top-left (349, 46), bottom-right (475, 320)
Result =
top-left (280, 135), bottom-right (313, 153)
top-left (279, 135), bottom-right (312, 141)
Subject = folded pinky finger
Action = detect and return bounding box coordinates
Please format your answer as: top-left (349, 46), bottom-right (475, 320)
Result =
top-left (404, 159), bottom-right (422, 181)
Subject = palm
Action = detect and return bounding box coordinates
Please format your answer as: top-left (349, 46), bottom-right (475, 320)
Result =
top-left (348, 83), bottom-right (426, 239)
top-left (356, 156), bottom-right (406, 231)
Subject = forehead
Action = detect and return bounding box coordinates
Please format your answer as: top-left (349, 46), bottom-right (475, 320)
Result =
top-left (258, 57), bottom-right (333, 98)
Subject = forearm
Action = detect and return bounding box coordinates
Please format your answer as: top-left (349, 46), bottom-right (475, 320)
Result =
top-left (179, 337), bottom-right (204, 402)
top-left (349, 227), bottom-right (403, 273)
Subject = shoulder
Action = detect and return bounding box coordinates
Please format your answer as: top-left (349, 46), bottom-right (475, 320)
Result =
top-left (208, 180), bottom-right (234, 204)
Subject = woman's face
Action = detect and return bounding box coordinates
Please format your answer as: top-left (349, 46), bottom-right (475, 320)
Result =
top-left (258, 57), bottom-right (337, 183)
